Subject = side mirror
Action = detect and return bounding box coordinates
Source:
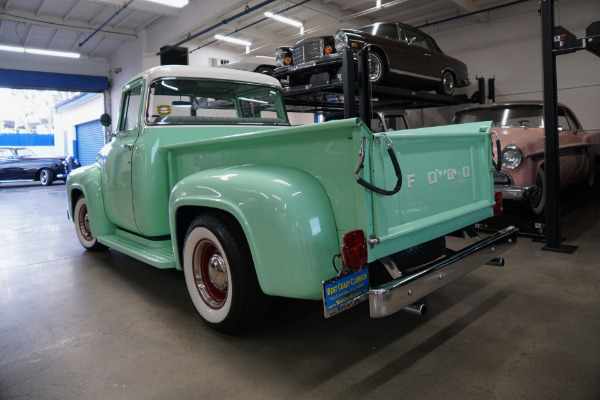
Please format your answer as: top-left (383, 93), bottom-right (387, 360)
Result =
top-left (100, 113), bottom-right (112, 127)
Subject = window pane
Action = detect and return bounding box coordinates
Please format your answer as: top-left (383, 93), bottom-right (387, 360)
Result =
top-left (121, 86), bottom-right (142, 131)
top-left (146, 79), bottom-right (288, 126)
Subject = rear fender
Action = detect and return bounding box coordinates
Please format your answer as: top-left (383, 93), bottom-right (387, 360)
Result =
top-left (170, 165), bottom-right (340, 300)
top-left (66, 165), bottom-right (115, 238)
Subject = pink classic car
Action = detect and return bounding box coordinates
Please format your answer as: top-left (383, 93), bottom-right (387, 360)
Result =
top-left (453, 101), bottom-right (600, 214)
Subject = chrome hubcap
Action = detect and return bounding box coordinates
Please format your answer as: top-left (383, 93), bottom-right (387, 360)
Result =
top-left (193, 240), bottom-right (228, 309)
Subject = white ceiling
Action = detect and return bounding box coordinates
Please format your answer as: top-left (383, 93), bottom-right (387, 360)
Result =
top-left (0, 0), bottom-right (516, 61)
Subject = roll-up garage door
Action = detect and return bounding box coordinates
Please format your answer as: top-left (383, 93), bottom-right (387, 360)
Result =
top-left (0, 68), bottom-right (108, 92)
top-left (76, 120), bottom-right (105, 166)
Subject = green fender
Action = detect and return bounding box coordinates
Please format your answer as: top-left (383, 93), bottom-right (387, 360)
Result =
top-left (66, 164), bottom-right (115, 238)
top-left (170, 164), bottom-right (340, 300)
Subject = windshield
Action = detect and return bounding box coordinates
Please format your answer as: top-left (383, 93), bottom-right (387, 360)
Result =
top-left (146, 78), bottom-right (289, 126)
top-left (454, 105), bottom-right (580, 129)
top-left (15, 148), bottom-right (36, 157)
top-left (455, 105), bottom-right (546, 127)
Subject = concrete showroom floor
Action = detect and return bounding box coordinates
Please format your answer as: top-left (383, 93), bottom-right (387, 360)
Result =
top-left (1, 181), bottom-right (599, 400)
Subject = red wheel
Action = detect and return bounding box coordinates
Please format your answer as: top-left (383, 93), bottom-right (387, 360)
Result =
top-left (73, 196), bottom-right (107, 251)
top-left (194, 239), bottom-right (229, 309)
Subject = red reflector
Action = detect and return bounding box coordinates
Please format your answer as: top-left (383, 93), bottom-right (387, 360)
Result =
top-left (494, 191), bottom-right (504, 216)
top-left (342, 230), bottom-right (368, 270)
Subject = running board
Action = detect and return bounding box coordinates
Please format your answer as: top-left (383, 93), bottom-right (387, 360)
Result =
top-left (98, 229), bottom-right (176, 269)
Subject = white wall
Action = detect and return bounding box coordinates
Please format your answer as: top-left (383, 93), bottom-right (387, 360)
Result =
top-left (55, 94), bottom-right (105, 157)
top-left (417, 0), bottom-right (600, 129)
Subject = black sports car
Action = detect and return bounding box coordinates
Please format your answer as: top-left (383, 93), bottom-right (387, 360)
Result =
top-left (274, 22), bottom-right (470, 96)
top-left (0, 147), bottom-right (79, 186)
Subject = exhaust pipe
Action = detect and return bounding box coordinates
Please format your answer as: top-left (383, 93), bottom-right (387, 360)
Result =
top-left (486, 257), bottom-right (505, 267)
top-left (403, 302), bottom-right (427, 317)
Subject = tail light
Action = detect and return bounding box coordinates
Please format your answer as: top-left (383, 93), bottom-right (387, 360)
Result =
top-left (342, 230), bottom-right (368, 270)
top-left (493, 191), bottom-right (504, 216)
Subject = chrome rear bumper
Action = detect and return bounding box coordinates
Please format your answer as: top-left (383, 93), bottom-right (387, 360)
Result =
top-left (369, 226), bottom-right (517, 318)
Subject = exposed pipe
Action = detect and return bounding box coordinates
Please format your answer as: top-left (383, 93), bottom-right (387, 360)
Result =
top-left (403, 302), bottom-right (427, 317)
top-left (157, 0), bottom-right (278, 56)
top-left (79, 0), bottom-right (135, 47)
top-left (190, 0), bottom-right (311, 54)
top-left (417, 0), bottom-right (529, 29)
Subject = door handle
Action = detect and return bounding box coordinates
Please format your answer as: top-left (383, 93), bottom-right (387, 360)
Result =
top-left (121, 143), bottom-right (133, 151)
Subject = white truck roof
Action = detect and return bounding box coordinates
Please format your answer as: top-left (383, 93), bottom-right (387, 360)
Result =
top-left (125, 65), bottom-right (282, 90)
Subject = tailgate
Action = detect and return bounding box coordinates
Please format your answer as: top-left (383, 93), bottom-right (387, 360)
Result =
top-left (362, 122), bottom-right (494, 261)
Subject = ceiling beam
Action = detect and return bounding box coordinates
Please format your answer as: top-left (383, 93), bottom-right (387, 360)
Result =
top-left (449, 0), bottom-right (489, 22)
top-left (36, 0), bottom-right (49, 17)
top-left (0, 8), bottom-right (137, 41)
top-left (64, 0), bottom-right (83, 21)
top-left (48, 30), bottom-right (60, 48)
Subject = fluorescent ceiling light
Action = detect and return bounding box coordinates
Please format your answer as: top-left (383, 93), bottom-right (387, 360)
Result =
top-left (26, 48), bottom-right (80, 59)
top-left (264, 12), bottom-right (303, 28)
top-left (0, 44), bottom-right (80, 58)
top-left (214, 35), bottom-right (252, 46)
top-left (144, 0), bottom-right (188, 7)
top-left (0, 45), bottom-right (24, 53)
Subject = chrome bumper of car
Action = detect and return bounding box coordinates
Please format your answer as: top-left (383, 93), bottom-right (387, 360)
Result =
top-left (369, 226), bottom-right (517, 318)
top-left (493, 170), bottom-right (535, 200)
top-left (496, 185), bottom-right (536, 200)
top-left (273, 55), bottom-right (343, 77)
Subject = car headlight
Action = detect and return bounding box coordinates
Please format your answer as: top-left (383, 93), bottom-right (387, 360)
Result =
top-left (501, 144), bottom-right (523, 169)
top-left (275, 48), bottom-right (292, 67)
top-left (334, 30), bottom-right (348, 54)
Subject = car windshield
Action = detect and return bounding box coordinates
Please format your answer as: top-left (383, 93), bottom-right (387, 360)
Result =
top-left (455, 105), bottom-right (546, 128)
top-left (358, 23), bottom-right (399, 40)
top-left (146, 78), bottom-right (289, 126)
top-left (15, 148), bottom-right (36, 157)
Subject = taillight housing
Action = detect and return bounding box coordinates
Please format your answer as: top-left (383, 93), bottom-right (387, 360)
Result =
top-left (493, 191), bottom-right (503, 216)
top-left (342, 230), bottom-right (368, 270)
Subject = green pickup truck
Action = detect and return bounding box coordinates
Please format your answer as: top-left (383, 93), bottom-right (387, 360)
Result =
top-left (67, 65), bottom-right (516, 332)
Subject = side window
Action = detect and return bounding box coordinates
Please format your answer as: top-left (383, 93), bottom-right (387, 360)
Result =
top-left (120, 85), bottom-right (142, 132)
top-left (402, 28), bottom-right (435, 51)
top-left (557, 110), bottom-right (571, 130)
top-left (376, 24), bottom-right (399, 40)
top-left (559, 108), bottom-right (581, 130)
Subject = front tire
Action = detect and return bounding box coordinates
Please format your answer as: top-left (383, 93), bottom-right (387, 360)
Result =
top-left (183, 213), bottom-right (270, 333)
top-left (436, 70), bottom-right (456, 96)
top-left (73, 196), bottom-right (107, 251)
top-left (530, 168), bottom-right (546, 215)
top-left (368, 52), bottom-right (387, 85)
top-left (40, 168), bottom-right (54, 186)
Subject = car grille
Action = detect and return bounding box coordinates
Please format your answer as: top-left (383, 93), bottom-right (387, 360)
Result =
top-left (292, 38), bottom-right (324, 65)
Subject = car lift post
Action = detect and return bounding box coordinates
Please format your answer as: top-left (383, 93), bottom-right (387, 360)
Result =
top-left (342, 49), bottom-right (357, 119)
top-left (539, 0), bottom-right (577, 253)
top-left (357, 48), bottom-right (372, 124)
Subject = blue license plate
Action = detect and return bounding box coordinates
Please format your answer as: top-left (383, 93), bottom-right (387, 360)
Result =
top-left (322, 268), bottom-right (369, 318)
